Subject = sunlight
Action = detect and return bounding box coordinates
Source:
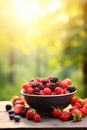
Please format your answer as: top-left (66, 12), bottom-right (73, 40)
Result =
top-left (12, 0), bottom-right (45, 23)
top-left (50, 0), bottom-right (62, 13)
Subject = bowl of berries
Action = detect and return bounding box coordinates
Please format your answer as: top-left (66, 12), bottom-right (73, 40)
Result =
top-left (21, 76), bottom-right (77, 113)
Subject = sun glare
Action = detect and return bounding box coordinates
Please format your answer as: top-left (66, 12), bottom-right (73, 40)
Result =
top-left (12, 0), bottom-right (45, 23)
top-left (12, 0), bottom-right (63, 24)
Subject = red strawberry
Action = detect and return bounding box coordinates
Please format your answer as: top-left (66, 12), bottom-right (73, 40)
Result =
top-left (60, 81), bottom-right (68, 89)
top-left (80, 107), bottom-right (87, 116)
top-left (54, 87), bottom-right (64, 94)
top-left (71, 108), bottom-right (82, 121)
top-left (70, 96), bottom-right (79, 106)
top-left (12, 96), bottom-right (23, 106)
top-left (63, 79), bottom-right (72, 86)
top-left (33, 114), bottom-right (41, 122)
top-left (14, 104), bottom-right (25, 115)
top-left (52, 108), bottom-right (60, 118)
top-left (43, 88), bottom-right (52, 95)
top-left (14, 100), bottom-right (25, 106)
top-left (26, 108), bottom-right (36, 120)
top-left (22, 83), bottom-right (29, 90)
top-left (27, 87), bottom-right (34, 94)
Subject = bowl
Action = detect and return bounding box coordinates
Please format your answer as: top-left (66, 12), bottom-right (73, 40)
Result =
top-left (21, 89), bottom-right (77, 113)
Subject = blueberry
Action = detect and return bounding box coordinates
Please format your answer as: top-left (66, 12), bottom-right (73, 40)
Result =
top-left (8, 110), bottom-right (14, 115)
top-left (5, 104), bottom-right (12, 111)
top-left (14, 115), bottom-right (20, 122)
top-left (9, 114), bottom-right (15, 120)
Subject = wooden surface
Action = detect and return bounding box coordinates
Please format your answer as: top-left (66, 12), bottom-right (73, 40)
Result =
top-left (0, 101), bottom-right (87, 130)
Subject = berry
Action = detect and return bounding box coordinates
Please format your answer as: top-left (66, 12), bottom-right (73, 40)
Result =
top-left (50, 77), bottom-right (58, 83)
top-left (54, 87), bottom-right (64, 94)
top-left (33, 114), bottom-right (41, 122)
top-left (26, 108), bottom-right (36, 120)
top-left (42, 78), bottom-right (49, 85)
top-left (14, 100), bottom-right (25, 106)
top-left (71, 108), bottom-right (82, 121)
top-left (22, 83), bottom-right (29, 90)
top-left (43, 88), bottom-right (52, 95)
top-left (70, 96), bottom-right (79, 106)
top-left (50, 83), bottom-right (57, 91)
top-left (5, 104), bottom-right (12, 111)
top-left (60, 81), bottom-right (68, 89)
top-left (14, 104), bottom-right (25, 115)
top-left (9, 114), bottom-right (15, 120)
top-left (52, 108), bottom-right (60, 118)
top-left (34, 87), bottom-right (40, 95)
top-left (14, 115), bottom-right (20, 122)
top-left (67, 86), bottom-right (76, 93)
top-left (63, 79), bottom-right (72, 86)
top-left (59, 111), bottom-right (69, 121)
top-left (20, 107), bottom-right (29, 118)
top-left (8, 110), bottom-right (14, 115)
top-left (27, 87), bottom-right (34, 94)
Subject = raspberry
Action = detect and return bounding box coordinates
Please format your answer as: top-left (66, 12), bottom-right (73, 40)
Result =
top-left (33, 114), bottom-right (41, 122)
top-left (43, 88), bottom-right (52, 95)
top-left (54, 87), bottom-right (64, 94)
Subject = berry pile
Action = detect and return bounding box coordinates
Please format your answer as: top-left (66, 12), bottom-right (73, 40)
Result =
top-left (5, 95), bottom-right (87, 122)
top-left (22, 76), bottom-right (76, 95)
top-left (5, 96), bottom-right (41, 122)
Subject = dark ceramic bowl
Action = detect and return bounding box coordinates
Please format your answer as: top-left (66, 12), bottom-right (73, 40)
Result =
top-left (21, 89), bottom-right (77, 113)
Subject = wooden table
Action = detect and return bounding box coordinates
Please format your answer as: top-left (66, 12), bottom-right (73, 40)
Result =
top-left (0, 101), bottom-right (87, 130)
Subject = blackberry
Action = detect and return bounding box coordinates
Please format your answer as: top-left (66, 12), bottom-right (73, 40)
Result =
top-left (34, 87), bottom-right (40, 95)
top-left (50, 77), bottom-right (58, 83)
top-left (67, 86), bottom-right (76, 93)
top-left (50, 83), bottom-right (57, 91)
top-left (42, 78), bottom-right (49, 85)
top-left (32, 83), bottom-right (40, 88)
top-left (5, 104), bottom-right (12, 111)
top-left (55, 82), bottom-right (60, 87)
top-left (20, 107), bottom-right (29, 118)
top-left (39, 84), bottom-right (45, 90)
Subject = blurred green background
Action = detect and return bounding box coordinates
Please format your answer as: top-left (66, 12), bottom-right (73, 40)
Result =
top-left (0, 0), bottom-right (87, 100)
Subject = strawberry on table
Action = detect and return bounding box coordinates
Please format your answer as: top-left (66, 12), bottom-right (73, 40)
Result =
top-left (26, 108), bottom-right (36, 120)
top-left (14, 104), bottom-right (25, 115)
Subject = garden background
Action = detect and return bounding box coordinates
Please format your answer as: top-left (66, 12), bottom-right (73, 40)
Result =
top-left (0, 0), bottom-right (87, 100)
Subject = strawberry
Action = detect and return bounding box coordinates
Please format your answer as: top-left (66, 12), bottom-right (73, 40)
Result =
top-left (71, 108), bottom-right (82, 121)
top-left (60, 81), bottom-right (68, 89)
top-left (14, 104), bottom-right (25, 115)
top-left (63, 78), bottom-right (72, 86)
top-left (52, 107), bottom-right (60, 118)
top-left (22, 83), bottom-right (29, 90)
top-left (70, 96), bottom-right (79, 106)
top-left (12, 96), bottom-right (23, 106)
top-left (14, 100), bottom-right (25, 106)
top-left (80, 106), bottom-right (87, 117)
top-left (27, 87), bottom-right (34, 94)
top-left (26, 108), bottom-right (36, 120)
top-left (33, 114), bottom-right (41, 122)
